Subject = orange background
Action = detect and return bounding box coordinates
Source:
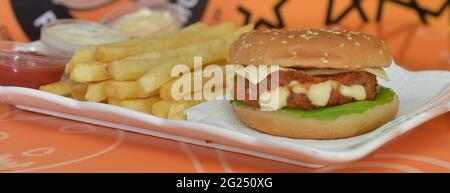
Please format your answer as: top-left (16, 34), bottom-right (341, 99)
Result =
top-left (0, 0), bottom-right (448, 172)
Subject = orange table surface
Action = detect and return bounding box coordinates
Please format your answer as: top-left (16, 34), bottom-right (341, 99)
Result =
top-left (0, 64), bottom-right (449, 173)
top-left (0, 99), bottom-right (449, 172)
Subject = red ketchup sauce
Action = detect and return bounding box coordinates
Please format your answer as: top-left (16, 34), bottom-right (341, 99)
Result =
top-left (0, 50), bottom-right (66, 88)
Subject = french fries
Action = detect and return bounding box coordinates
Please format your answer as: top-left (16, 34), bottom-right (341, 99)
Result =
top-left (151, 100), bottom-right (174, 118)
top-left (159, 65), bottom-right (227, 100)
top-left (39, 22), bottom-right (254, 120)
top-left (107, 81), bottom-right (158, 99)
top-left (95, 22), bottom-right (236, 62)
top-left (65, 46), bottom-right (97, 73)
top-left (70, 84), bottom-right (88, 101)
top-left (167, 100), bottom-right (204, 120)
top-left (70, 61), bottom-right (110, 83)
top-left (85, 81), bottom-right (109, 102)
top-left (115, 97), bottom-right (160, 114)
top-left (139, 24), bottom-right (253, 94)
top-left (113, 22), bottom-right (208, 46)
top-left (39, 79), bottom-right (81, 96)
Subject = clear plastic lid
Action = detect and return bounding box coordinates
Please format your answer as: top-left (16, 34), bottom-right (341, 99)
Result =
top-left (40, 19), bottom-right (127, 57)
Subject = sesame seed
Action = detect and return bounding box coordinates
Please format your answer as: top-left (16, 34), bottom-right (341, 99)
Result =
top-left (274, 32), bottom-right (279, 35)
top-left (288, 35), bottom-right (295, 38)
top-left (355, 65), bottom-right (361, 68)
top-left (270, 37), bottom-right (275, 41)
top-left (324, 52), bottom-right (328, 57)
top-left (259, 40), bottom-right (264, 45)
top-left (379, 50), bottom-right (383, 55)
top-left (281, 41), bottom-right (287, 44)
top-left (347, 37), bottom-right (352, 40)
top-left (321, 57), bottom-right (329, 63)
top-left (355, 42), bottom-right (360, 46)
top-left (343, 65), bottom-right (349, 68)
top-left (250, 58), bottom-right (256, 62)
top-left (291, 51), bottom-right (297, 55)
top-left (339, 43), bottom-right (345, 48)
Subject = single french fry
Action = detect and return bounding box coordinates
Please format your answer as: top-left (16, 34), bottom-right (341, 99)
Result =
top-left (151, 100), bottom-right (174, 118)
top-left (106, 80), bottom-right (158, 99)
top-left (70, 84), bottom-right (88, 101)
top-left (167, 100), bottom-right (204, 120)
top-left (107, 97), bottom-right (121, 105)
top-left (107, 59), bottom-right (163, 81)
top-left (70, 62), bottom-right (110, 83)
top-left (113, 22), bottom-right (208, 46)
top-left (116, 97), bottom-right (160, 114)
top-left (85, 81), bottom-right (109, 102)
top-left (138, 24), bottom-right (254, 94)
top-left (95, 22), bottom-right (236, 62)
top-left (65, 46), bottom-right (97, 73)
top-left (39, 79), bottom-right (80, 96)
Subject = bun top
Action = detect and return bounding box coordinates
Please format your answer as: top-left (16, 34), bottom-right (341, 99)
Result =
top-left (227, 28), bottom-right (392, 69)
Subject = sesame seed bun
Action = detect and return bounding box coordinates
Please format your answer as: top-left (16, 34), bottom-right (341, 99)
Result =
top-left (228, 28), bottom-right (392, 69)
top-left (233, 95), bottom-right (399, 139)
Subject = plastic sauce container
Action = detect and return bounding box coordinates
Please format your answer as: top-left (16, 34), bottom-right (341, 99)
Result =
top-left (0, 41), bottom-right (68, 88)
top-left (101, 1), bottom-right (182, 38)
top-left (41, 19), bottom-right (127, 57)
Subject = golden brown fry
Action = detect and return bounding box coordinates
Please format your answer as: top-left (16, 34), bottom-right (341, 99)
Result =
top-left (138, 24), bottom-right (254, 94)
top-left (107, 97), bottom-right (121, 105)
top-left (70, 84), bottom-right (88, 101)
top-left (70, 61), bottom-right (110, 83)
top-left (167, 100), bottom-right (204, 120)
top-left (65, 46), bottom-right (97, 73)
top-left (85, 81), bottom-right (109, 102)
top-left (39, 79), bottom-right (81, 96)
top-left (151, 100), bottom-right (174, 118)
top-left (113, 22), bottom-right (207, 46)
top-left (95, 22), bottom-right (236, 62)
top-left (106, 80), bottom-right (158, 99)
top-left (116, 97), bottom-right (160, 114)
top-left (107, 59), bottom-right (162, 81)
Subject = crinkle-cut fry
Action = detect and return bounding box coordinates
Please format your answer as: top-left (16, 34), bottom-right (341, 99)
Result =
top-left (95, 22), bottom-right (236, 62)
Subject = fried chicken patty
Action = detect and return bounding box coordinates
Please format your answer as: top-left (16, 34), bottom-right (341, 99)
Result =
top-left (234, 70), bottom-right (378, 110)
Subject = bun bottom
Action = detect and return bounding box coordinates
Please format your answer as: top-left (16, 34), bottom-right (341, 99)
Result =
top-left (234, 95), bottom-right (399, 139)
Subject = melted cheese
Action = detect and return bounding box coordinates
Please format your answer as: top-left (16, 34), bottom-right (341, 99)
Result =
top-left (307, 81), bottom-right (333, 106)
top-left (258, 86), bottom-right (290, 111)
top-left (234, 66), bottom-right (390, 84)
top-left (288, 80), bottom-right (306, 94)
top-left (234, 66), bottom-right (291, 85)
top-left (339, 84), bottom-right (366, 100)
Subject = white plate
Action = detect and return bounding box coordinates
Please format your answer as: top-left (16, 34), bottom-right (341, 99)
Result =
top-left (0, 63), bottom-right (449, 167)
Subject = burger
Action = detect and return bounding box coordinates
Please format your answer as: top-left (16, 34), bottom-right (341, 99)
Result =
top-left (228, 28), bottom-right (399, 139)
